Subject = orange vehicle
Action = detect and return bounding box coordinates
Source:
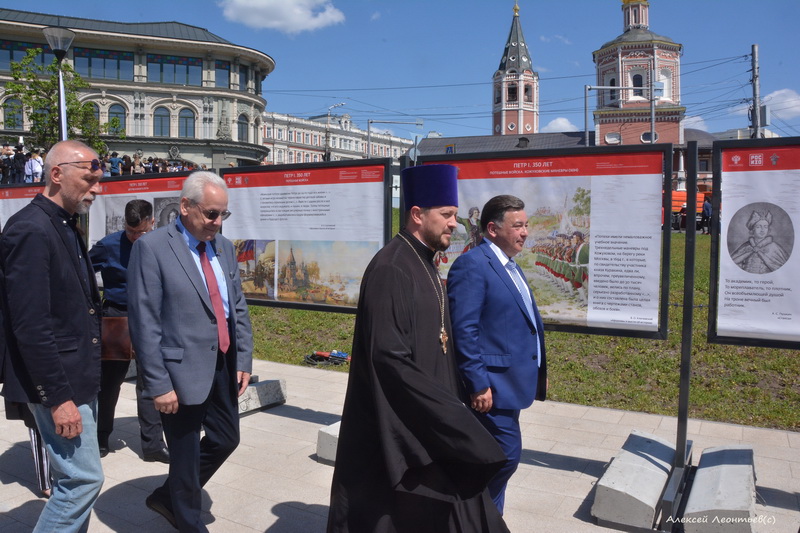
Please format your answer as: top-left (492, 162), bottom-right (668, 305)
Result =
top-left (671, 190), bottom-right (705, 214)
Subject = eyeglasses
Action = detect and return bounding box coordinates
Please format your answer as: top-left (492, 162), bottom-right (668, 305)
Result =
top-left (194, 202), bottom-right (231, 221)
top-left (57, 159), bottom-right (102, 172)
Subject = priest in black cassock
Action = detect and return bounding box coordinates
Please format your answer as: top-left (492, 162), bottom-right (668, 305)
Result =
top-left (327, 165), bottom-right (509, 533)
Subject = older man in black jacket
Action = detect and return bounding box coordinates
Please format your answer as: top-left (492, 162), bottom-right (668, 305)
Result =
top-left (1, 140), bottom-right (105, 531)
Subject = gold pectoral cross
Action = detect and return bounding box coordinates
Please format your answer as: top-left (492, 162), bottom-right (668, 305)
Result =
top-left (440, 327), bottom-right (448, 355)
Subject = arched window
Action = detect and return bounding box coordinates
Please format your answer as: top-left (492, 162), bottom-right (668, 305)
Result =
top-left (237, 114), bottom-right (249, 143)
top-left (507, 83), bottom-right (518, 102)
top-left (109, 104), bottom-right (126, 134)
top-left (632, 74), bottom-right (644, 97)
top-left (31, 108), bottom-right (49, 131)
top-left (154, 107), bottom-right (170, 137)
top-left (659, 68), bottom-right (672, 101)
top-left (179, 108), bottom-right (195, 138)
top-left (3, 98), bottom-right (23, 130)
top-left (91, 103), bottom-right (100, 123)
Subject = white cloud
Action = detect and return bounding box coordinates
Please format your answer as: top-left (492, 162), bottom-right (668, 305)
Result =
top-left (539, 35), bottom-right (571, 45)
top-left (541, 117), bottom-right (578, 133)
top-left (370, 11), bottom-right (381, 22)
top-left (218, 0), bottom-right (345, 34)
top-left (683, 115), bottom-right (708, 132)
top-left (763, 88), bottom-right (800, 119)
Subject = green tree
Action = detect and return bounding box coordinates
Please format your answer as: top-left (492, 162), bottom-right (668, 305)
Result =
top-left (3, 47), bottom-right (122, 153)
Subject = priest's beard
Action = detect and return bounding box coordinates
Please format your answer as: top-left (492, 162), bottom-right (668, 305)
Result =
top-left (420, 226), bottom-right (452, 252)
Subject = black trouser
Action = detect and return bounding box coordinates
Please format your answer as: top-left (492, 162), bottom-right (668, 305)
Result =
top-left (153, 351), bottom-right (239, 532)
top-left (97, 304), bottom-right (166, 455)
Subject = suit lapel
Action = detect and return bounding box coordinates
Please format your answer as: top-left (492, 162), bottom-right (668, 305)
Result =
top-left (480, 242), bottom-right (535, 328)
top-left (46, 209), bottom-right (96, 306)
top-left (166, 225), bottom-right (214, 313)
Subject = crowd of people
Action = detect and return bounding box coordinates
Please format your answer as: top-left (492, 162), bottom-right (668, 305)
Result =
top-left (2, 143), bottom-right (546, 532)
top-left (102, 151), bottom-right (204, 177)
top-left (0, 143), bottom-right (204, 185)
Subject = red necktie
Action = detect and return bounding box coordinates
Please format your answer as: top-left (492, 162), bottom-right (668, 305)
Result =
top-left (197, 242), bottom-right (230, 354)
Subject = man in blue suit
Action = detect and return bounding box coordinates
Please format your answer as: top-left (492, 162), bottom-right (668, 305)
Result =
top-left (128, 171), bottom-right (253, 532)
top-left (447, 194), bottom-right (547, 514)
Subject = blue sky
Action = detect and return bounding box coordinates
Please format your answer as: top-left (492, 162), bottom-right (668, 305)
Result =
top-left (15, 0), bottom-right (800, 141)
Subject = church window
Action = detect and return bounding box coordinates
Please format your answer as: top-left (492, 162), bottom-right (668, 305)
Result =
top-left (641, 131), bottom-right (658, 143)
top-left (524, 85), bottom-right (533, 102)
top-left (633, 74), bottom-right (644, 97)
top-left (609, 78), bottom-right (617, 102)
top-left (507, 84), bottom-right (518, 102)
top-left (495, 86), bottom-right (501, 104)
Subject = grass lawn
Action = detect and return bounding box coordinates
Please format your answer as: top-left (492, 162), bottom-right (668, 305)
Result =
top-left (249, 232), bottom-right (799, 431)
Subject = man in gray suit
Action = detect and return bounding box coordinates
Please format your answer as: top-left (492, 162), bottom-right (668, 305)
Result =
top-left (128, 171), bottom-right (253, 532)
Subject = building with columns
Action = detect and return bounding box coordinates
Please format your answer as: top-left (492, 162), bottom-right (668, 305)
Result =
top-left (261, 111), bottom-right (414, 165)
top-left (0, 8), bottom-right (273, 168)
top-left (592, 0), bottom-right (686, 146)
top-left (492, 2), bottom-right (539, 136)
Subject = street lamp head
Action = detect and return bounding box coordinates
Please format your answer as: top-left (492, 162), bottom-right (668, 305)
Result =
top-left (42, 26), bottom-right (76, 61)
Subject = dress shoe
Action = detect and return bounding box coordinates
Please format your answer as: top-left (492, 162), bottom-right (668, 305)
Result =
top-left (146, 493), bottom-right (178, 529)
top-left (99, 445), bottom-right (109, 458)
top-left (143, 448), bottom-right (170, 464)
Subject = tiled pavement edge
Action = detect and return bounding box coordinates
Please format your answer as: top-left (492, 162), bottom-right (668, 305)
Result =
top-left (1, 359), bottom-right (797, 532)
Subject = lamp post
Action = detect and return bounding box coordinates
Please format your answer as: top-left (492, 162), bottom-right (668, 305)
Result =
top-left (325, 102), bottom-right (345, 161)
top-left (367, 119), bottom-right (423, 159)
top-left (42, 26), bottom-right (75, 142)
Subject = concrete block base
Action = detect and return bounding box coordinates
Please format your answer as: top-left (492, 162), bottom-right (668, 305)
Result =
top-left (316, 421), bottom-right (340, 465)
top-left (238, 377), bottom-right (287, 414)
top-left (682, 445), bottom-right (756, 533)
top-left (591, 429), bottom-right (675, 530)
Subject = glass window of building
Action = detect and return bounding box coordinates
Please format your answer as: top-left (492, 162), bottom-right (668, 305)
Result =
top-left (91, 103), bottom-right (100, 123)
top-left (0, 41), bottom-right (54, 72)
top-left (179, 108), bottom-right (195, 138)
top-left (507, 84), bottom-right (518, 102)
top-left (30, 107), bottom-right (49, 130)
top-left (3, 98), bottom-right (23, 130)
top-left (215, 60), bottom-right (231, 89)
top-left (632, 74), bottom-right (644, 97)
top-left (239, 64), bottom-right (249, 91)
top-left (73, 48), bottom-right (134, 80)
top-left (147, 54), bottom-right (202, 86)
top-left (237, 114), bottom-right (249, 142)
top-left (153, 107), bottom-right (170, 137)
top-left (108, 104), bottom-right (126, 134)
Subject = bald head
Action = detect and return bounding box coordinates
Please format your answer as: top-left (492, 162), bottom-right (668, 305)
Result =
top-left (43, 140), bottom-right (103, 215)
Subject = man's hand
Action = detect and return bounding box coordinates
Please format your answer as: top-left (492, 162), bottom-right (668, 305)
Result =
top-left (51, 400), bottom-right (82, 439)
top-left (154, 390), bottom-right (179, 414)
top-left (471, 387), bottom-right (493, 413)
top-left (237, 371), bottom-right (251, 397)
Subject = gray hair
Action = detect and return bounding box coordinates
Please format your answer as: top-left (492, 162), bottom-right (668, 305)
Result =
top-left (181, 171), bottom-right (227, 203)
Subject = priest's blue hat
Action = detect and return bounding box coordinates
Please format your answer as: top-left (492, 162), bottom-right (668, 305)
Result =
top-left (401, 164), bottom-right (459, 208)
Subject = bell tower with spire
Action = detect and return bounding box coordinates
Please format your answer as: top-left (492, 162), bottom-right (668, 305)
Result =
top-left (592, 0), bottom-right (685, 145)
top-left (492, 1), bottom-right (539, 136)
